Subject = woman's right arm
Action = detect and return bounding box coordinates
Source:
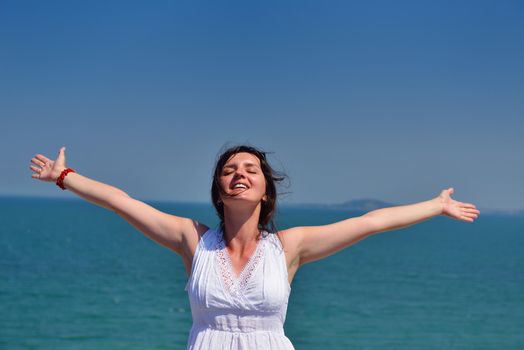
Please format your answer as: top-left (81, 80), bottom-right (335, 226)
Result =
top-left (30, 147), bottom-right (207, 255)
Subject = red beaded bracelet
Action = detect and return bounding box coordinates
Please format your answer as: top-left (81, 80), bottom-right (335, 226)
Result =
top-left (56, 168), bottom-right (75, 190)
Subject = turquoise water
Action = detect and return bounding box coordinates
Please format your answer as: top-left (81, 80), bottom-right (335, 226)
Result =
top-left (1, 197), bottom-right (523, 349)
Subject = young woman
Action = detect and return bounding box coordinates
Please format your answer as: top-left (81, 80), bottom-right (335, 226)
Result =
top-left (30, 144), bottom-right (480, 349)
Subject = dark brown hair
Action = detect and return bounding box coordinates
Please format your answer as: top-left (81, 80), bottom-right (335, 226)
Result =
top-left (211, 144), bottom-right (288, 235)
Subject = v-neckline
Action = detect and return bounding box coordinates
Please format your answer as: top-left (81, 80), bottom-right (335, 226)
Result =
top-left (216, 229), bottom-right (266, 295)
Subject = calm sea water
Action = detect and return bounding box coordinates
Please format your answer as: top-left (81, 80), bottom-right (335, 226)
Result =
top-left (1, 197), bottom-right (523, 349)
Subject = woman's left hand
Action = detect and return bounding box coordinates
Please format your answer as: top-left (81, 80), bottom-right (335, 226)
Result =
top-left (438, 188), bottom-right (480, 222)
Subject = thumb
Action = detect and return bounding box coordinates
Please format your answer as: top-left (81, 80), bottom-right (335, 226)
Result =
top-left (57, 146), bottom-right (67, 163)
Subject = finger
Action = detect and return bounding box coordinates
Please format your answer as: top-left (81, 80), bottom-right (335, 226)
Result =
top-left (30, 165), bottom-right (42, 173)
top-left (35, 154), bottom-right (52, 163)
top-left (31, 173), bottom-right (40, 179)
top-left (465, 211), bottom-right (478, 219)
top-left (31, 157), bottom-right (46, 167)
top-left (35, 153), bottom-right (51, 162)
top-left (461, 216), bottom-right (474, 222)
top-left (459, 205), bottom-right (478, 213)
top-left (460, 209), bottom-right (480, 216)
top-left (56, 147), bottom-right (66, 163)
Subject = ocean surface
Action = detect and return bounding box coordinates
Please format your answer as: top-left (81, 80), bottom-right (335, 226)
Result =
top-left (1, 197), bottom-right (523, 349)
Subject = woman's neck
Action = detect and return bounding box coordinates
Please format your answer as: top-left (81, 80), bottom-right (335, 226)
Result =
top-left (222, 203), bottom-right (262, 255)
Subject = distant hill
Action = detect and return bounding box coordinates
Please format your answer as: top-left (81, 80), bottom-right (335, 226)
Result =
top-left (283, 198), bottom-right (395, 212)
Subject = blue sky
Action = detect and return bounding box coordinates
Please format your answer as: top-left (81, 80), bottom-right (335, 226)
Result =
top-left (2, 0), bottom-right (523, 211)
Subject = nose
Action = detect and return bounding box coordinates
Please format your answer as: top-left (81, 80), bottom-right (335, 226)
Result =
top-left (233, 172), bottom-right (246, 180)
top-left (233, 168), bottom-right (247, 177)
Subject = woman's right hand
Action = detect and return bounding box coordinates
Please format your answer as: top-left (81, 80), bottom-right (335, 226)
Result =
top-left (30, 146), bottom-right (67, 183)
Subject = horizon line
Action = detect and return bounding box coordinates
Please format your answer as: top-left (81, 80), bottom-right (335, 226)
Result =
top-left (1, 194), bottom-right (522, 214)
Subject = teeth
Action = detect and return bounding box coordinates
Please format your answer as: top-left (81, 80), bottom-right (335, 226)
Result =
top-left (234, 184), bottom-right (247, 189)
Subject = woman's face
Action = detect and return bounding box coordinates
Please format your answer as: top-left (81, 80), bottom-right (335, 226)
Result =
top-left (219, 152), bottom-right (267, 206)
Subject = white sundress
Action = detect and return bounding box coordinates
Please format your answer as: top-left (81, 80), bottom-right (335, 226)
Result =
top-left (184, 227), bottom-right (295, 349)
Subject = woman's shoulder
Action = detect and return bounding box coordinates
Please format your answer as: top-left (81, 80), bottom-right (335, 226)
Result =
top-left (275, 227), bottom-right (301, 243)
top-left (271, 228), bottom-right (301, 253)
top-left (184, 222), bottom-right (213, 254)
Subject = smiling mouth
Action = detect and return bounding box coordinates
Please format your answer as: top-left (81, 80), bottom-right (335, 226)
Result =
top-left (231, 182), bottom-right (249, 189)
top-left (231, 187), bottom-right (248, 193)
top-left (227, 187), bottom-right (250, 198)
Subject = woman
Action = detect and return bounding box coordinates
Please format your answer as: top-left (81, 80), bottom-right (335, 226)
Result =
top-left (30, 144), bottom-right (480, 349)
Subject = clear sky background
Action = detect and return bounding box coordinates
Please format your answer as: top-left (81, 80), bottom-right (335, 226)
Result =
top-left (2, 0), bottom-right (523, 211)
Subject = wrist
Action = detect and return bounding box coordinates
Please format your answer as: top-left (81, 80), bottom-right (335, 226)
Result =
top-left (432, 197), bottom-right (444, 216)
top-left (52, 167), bottom-right (67, 182)
top-left (56, 168), bottom-right (76, 190)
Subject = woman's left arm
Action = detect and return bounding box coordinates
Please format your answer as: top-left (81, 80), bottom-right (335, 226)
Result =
top-left (364, 188), bottom-right (480, 234)
top-left (286, 188), bottom-right (480, 267)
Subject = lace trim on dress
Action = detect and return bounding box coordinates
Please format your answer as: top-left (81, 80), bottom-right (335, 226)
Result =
top-left (216, 230), bottom-right (267, 295)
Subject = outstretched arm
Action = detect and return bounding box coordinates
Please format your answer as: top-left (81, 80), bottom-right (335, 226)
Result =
top-left (30, 147), bottom-right (207, 254)
top-left (363, 188), bottom-right (479, 233)
top-left (285, 188), bottom-right (480, 267)
top-left (31, 147), bottom-right (130, 210)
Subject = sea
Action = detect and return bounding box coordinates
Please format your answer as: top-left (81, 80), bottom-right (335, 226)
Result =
top-left (1, 197), bottom-right (523, 349)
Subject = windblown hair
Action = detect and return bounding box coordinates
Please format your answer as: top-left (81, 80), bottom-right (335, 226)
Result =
top-left (211, 144), bottom-right (289, 236)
